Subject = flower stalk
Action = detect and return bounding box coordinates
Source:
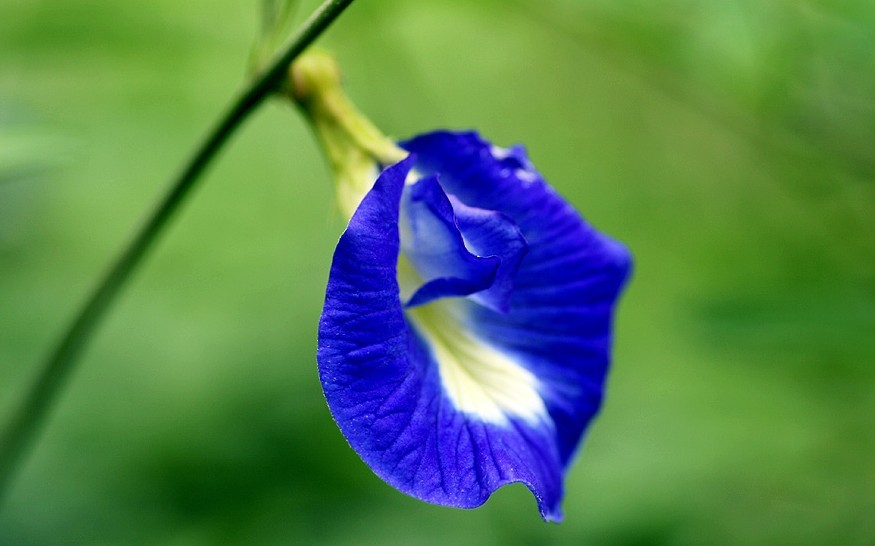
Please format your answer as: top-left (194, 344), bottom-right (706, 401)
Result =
top-left (0, 0), bottom-right (357, 505)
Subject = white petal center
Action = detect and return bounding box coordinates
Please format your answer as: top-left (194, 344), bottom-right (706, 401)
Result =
top-left (406, 300), bottom-right (548, 426)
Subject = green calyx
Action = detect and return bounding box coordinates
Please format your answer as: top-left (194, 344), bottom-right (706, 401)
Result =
top-left (287, 50), bottom-right (407, 218)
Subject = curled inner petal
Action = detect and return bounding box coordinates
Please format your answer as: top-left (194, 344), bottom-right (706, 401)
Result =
top-left (448, 196), bottom-right (527, 312)
top-left (399, 175), bottom-right (527, 312)
top-left (400, 175), bottom-right (500, 308)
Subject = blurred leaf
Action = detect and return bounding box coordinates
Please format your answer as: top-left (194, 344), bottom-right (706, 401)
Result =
top-left (0, 125), bottom-right (73, 184)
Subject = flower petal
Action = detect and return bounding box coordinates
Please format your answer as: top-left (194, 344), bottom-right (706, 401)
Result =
top-left (400, 174), bottom-right (527, 312)
top-left (447, 195), bottom-right (527, 313)
top-left (402, 131), bottom-right (633, 466)
top-left (318, 156), bottom-right (567, 521)
top-left (400, 175), bottom-right (501, 308)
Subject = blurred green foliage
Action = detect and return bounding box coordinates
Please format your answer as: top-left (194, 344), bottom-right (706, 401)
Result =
top-left (1, 0), bottom-right (873, 544)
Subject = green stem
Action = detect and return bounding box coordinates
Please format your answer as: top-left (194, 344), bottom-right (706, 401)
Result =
top-left (0, 0), bottom-right (356, 504)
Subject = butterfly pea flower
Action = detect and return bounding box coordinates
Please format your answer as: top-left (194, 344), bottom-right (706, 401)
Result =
top-left (290, 51), bottom-right (631, 522)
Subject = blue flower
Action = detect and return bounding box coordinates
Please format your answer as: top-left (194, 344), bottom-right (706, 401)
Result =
top-left (316, 130), bottom-right (632, 522)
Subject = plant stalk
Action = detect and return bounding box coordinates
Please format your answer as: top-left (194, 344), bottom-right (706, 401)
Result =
top-left (0, 0), bottom-right (356, 504)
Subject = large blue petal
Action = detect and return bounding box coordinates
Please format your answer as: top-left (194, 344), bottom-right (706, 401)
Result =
top-left (402, 131), bottom-right (633, 466)
top-left (318, 156), bottom-right (566, 521)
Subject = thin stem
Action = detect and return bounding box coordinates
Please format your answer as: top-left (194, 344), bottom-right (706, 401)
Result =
top-left (0, 0), bottom-right (356, 503)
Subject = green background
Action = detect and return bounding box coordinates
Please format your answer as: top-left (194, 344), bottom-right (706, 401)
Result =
top-left (2, 0), bottom-right (874, 544)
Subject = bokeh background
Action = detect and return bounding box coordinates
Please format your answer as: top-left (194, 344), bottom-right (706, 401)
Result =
top-left (2, 0), bottom-right (874, 544)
